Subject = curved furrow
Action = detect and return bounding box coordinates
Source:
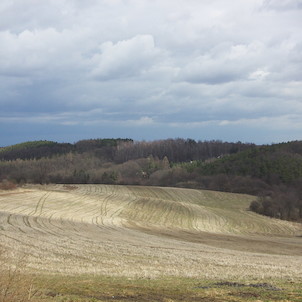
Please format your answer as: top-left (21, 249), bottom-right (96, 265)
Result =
top-left (0, 184), bottom-right (302, 279)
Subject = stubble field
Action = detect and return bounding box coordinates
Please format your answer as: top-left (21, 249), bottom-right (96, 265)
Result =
top-left (0, 184), bottom-right (302, 301)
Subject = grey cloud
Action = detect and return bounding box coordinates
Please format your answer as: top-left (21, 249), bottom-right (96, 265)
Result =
top-left (182, 64), bottom-right (242, 85)
top-left (0, 1), bottom-right (70, 32)
top-left (0, 0), bottom-right (302, 145)
top-left (262, 0), bottom-right (302, 11)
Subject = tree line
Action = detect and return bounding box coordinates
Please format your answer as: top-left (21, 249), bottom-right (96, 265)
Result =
top-left (0, 138), bottom-right (253, 162)
top-left (1, 138), bottom-right (302, 222)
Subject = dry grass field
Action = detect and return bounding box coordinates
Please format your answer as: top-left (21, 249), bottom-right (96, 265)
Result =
top-left (0, 184), bottom-right (302, 301)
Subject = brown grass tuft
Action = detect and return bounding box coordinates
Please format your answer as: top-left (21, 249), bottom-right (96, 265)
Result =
top-left (0, 249), bottom-right (37, 302)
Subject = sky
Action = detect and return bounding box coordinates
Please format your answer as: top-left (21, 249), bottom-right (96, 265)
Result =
top-left (1, 0), bottom-right (302, 146)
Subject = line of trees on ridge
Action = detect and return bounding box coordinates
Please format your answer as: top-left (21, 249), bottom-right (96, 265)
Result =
top-left (1, 138), bottom-right (302, 222)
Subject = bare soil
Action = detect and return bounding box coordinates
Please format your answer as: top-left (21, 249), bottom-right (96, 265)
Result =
top-left (0, 184), bottom-right (301, 281)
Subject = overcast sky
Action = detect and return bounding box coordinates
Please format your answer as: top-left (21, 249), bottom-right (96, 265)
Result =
top-left (1, 0), bottom-right (302, 146)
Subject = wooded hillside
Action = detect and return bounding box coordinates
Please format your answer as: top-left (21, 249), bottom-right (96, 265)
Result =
top-left (1, 138), bottom-right (302, 222)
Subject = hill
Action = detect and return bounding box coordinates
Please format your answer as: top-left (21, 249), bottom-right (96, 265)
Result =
top-left (1, 138), bottom-right (302, 222)
top-left (198, 140), bottom-right (302, 183)
top-left (0, 138), bottom-right (251, 162)
top-left (0, 139), bottom-right (133, 161)
top-left (0, 184), bottom-right (301, 278)
top-left (196, 141), bottom-right (302, 220)
top-left (1, 184), bottom-right (302, 301)
top-left (0, 138), bottom-right (253, 185)
top-left (0, 140), bottom-right (74, 160)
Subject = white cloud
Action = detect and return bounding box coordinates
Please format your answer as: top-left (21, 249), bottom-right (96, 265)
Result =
top-left (125, 116), bottom-right (155, 126)
top-left (0, 27), bottom-right (89, 79)
top-left (90, 35), bottom-right (162, 80)
top-left (248, 69), bottom-right (270, 80)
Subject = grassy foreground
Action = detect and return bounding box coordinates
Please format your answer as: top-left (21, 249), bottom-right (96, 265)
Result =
top-left (2, 273), bottom-right (302, 302)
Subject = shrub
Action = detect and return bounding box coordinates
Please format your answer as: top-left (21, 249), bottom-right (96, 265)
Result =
top-left (0, 180), bottom-right (17, 190)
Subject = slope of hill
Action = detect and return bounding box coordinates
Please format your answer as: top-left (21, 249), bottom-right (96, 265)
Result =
top-left (196, 141), bottom-right (302, 221)
top-left (0, 184), bottom-right (301, 280)
top-left (199, 140), bottom-right (302, 183)
top-left (0, 140), bottom-right (74, 161)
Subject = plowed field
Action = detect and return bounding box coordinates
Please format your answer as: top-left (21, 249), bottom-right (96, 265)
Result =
top-left (0, 184), bottom-right (301, 280)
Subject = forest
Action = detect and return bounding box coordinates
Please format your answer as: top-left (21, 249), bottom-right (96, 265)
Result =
top-left (1, 138), bottom-right (302, 222)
